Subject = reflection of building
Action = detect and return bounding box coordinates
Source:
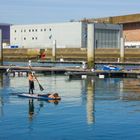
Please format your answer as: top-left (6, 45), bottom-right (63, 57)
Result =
top-left (81, 13), bottom-right (140, 48)
top-left (81, 78), bottom-right (95, 124)
top-left (119, 79), bottom-right (140, 100)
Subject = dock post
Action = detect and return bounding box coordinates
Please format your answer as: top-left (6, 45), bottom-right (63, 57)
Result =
top-left (120, 37), bottom-right (125, 62)
top-left (0, 29), bottom-right (3, 65)
top-left (52, 40), bottom-right (56, 61)
top-left (87, 24), bottom-right (95, 69)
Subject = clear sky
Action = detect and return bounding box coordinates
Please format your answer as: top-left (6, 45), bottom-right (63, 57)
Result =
top-left (0, 0), bottom-right (140, 24)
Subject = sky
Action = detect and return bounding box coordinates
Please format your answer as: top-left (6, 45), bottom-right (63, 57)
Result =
top-left (0, 0), bottom-right (140, 24)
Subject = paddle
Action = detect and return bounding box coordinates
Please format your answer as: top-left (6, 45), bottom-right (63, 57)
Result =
top-left (29, 66), bottom-right (44, 91)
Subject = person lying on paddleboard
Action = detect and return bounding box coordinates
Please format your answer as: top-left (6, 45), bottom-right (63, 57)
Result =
top-left (38, 93), bottom-right (61, 100)
top-left (28, 72), bottom-right (35, 94)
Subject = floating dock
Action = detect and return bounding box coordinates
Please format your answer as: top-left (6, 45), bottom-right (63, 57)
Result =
top-left (65, 70), bottom-right (140, 79)
top-left (0, 65), bottom-right (140, 78)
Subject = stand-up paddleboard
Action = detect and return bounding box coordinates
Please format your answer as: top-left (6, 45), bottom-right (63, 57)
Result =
top-left (18, 93), bottom-right (61, 100)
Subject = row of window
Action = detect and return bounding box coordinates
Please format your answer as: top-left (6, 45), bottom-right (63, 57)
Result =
top-left (14, 37), bottom-right (38, 40)
top-left (14, 28), bottom-right (52, 33)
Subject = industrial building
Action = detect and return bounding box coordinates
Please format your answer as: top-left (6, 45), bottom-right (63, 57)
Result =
top-left (81, 13), bottom-right (140, 48)
top-left (10, 22), bottom-right (87, 48)
top-left (10, 21), bottom-right (122, 49)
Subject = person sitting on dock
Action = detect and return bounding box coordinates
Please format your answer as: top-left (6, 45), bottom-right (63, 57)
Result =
top-left (28, 72), bottom-right (35, 94)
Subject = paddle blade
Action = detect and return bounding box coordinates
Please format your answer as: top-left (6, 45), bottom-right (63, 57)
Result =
top-left (39, 84), bottom-right (44, 91)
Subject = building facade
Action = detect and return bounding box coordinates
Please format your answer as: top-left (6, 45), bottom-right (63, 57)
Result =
top-left (10, 21), bottom-right (122, 49)
top-left (10, 22), bottom-right (87, 48)
top-left (81, 13), bottom-right (140, 48)
top-left (93, 23), bottom-right (122, 48)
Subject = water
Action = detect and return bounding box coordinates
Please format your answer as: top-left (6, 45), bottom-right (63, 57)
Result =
top-left (1, 73), bottom-right (140, 140)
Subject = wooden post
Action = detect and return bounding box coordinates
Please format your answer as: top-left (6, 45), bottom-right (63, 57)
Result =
top-left (52, 40), bottom-right (56, 61)
top-left (87, 24), bottom-right (95, 69)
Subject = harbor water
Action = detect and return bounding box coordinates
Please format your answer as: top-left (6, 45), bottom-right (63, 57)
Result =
top-left (0, 72), bottom-right (140, 140)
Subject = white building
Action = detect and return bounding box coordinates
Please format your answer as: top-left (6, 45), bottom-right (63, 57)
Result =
top-left (10, 21), bottom-right (122, 49)
top-left (10, 22), bottom-right (87, 48)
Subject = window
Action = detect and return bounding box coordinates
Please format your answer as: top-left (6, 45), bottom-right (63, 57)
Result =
top-left (14, 30), bottom-right (16, 33)
top-left (35, 29), bottom-right (37, 32)
top-left (44, 29), bottom-right (46, 31)
top-left (32, 29), bottom-right (34, 32)
top-left (32, 37), bottom-right (34, 40)
top-left (29, 29), bottom-right (31, 32)
top-left (24, 37), bottom-right (26, 40)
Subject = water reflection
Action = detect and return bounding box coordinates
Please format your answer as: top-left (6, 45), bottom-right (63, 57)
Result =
top-left (86, 79), bottom-right (95, 124)
top-left (0, 73), bottom-right (10, 88)
top-left (0, 73), bottom-right (3, 116)
top-left (120, 79), bottom-right (140, 100)
top-left (29, 99), bottom-right (34, 121)
top-left (0, 96), bottom-right (4, 117)
top-left (28, 98), bottom-right (61, 121)
top-left (81, 78), bottom-right (95, 125)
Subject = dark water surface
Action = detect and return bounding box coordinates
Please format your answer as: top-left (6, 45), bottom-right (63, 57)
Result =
top-left (0, 73), bottom-right (140, 140)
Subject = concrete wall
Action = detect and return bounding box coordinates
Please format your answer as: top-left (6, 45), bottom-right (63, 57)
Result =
top-left (3, 48), bottom-right (140, 62)
top-left (10, 22), bottom-right (86, 49)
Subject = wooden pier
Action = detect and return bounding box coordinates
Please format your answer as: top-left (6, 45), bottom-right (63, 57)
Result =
top-left (0, 65), bottom-right (86, 76)
top-left (0, 65), bottom-right (140, 79)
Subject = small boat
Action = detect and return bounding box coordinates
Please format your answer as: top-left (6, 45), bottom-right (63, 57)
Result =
top-left (18, 93), bottom-right (61, 100)
top-left (102, 65), bottom-right (122, 71)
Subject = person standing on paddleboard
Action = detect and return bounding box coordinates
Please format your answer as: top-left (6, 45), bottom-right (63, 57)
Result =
top-left (28, 72), bottom-right (35, 94)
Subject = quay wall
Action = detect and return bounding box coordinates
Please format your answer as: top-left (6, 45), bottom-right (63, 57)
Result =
top-left (3, 48), bottom-right (140, 62)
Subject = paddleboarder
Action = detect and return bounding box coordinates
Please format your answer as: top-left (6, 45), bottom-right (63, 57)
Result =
top-left (28, 72), bottom-right (35, 94)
